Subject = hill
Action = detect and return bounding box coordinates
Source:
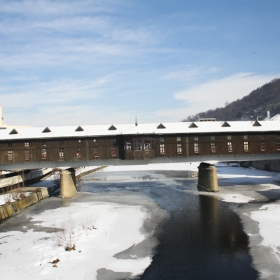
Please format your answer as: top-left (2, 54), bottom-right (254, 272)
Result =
top-left (183, 78), bottom-right (280, 122)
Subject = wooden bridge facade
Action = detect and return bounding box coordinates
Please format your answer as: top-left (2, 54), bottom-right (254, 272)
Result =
top-left (1, 120), bottom-right (280, 169)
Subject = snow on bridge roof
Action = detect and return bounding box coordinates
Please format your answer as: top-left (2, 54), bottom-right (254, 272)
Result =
top-left (0, 120), bottom-right (280, 141)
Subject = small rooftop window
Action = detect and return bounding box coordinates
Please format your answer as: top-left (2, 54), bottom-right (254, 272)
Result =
top-left (253, 120), bottom-right (261, 127)
top-left (157, 123), bottom-right (166, 129)
top-left (189, 122), bottom-right (198, 128)
top-left (75, 126), bottom-right (84, 132)
top-left (9, 129), bottom-right (18, 135)
top-left (221, 121), bottom-right (230, 127)
top-left (108, 125), bottom-right (117, 130)
top-left (42, 127), bottom-right (51, 133)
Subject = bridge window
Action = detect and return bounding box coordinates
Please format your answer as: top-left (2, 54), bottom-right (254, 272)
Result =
top-left (59, 148), bottom-right (64, 159)
top-left (228, 142), bottom-right (232, 153)
top-left (135, 140), bottom-right (142, 151)
top-left (42, 149), bottom-right (47, 160)
top-left (126, 142), bottom-right (132, 151)
top-left (277, 142), bottom-right (280, 151)
top-left (227, 135), bottom-right (232, 140)
top-left (7, 143), bottom-right (12, 148)
top-left (244, 142), bottom-right (249, 152)
top-left (76, 147), bottom-right (81, 158)
top-left (194, 136), bottom-right (198, 141)
top-left (25, 150), bottom-right (29, 161)
top-left (59, 141), bottom-right (64, 146)
top-left (177, 144), bottom-right (182, 154)
top-left (211, 143), bottom-right (216, 153)
top-left (42, 141), bottom-right (46, 147)
top-left (244, 135), bottom-right (248, 140)
top-left (160, 144), bottom-right (165, 154)
top-left (8, 151), bottom-right (13, 161)
top-left (277, 135), bottom-right (280, 139)
top-left (111, 147), bottom-right (117, 157)
top-left (260, 135), bottom-right (265, 139)
top-left (144, 140), bottom-right (151, 150)
top-left (112, 139), bottom-right (117, 146)
top-left (177, 137), bottom-right (181, 142)
top-left (194, 143), bottom-right (199, 154)
top-left (211, 136), bottom-right (215, 141)
top-left (160, 137), bottom-right (164, 142)
top-left (260, 142), bottom-right (265, 151)
top-left (94, 147), bottom-right (99, 158)
top-left (24, 142), bottom-right (29, 148)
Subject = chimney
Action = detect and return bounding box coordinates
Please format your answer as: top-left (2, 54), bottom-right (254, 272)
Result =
top-left (267, 111), bottom-right (270, 120)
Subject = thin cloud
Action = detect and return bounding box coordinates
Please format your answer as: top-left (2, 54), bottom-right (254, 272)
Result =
top-left (160, 68), bottom-right (200, 81)
top-left (0, 0), bottom-right (114, 16)
top-left (0, 79), bottom-right (106, 108)
top-left (175, 72), bottom-right (279, 104)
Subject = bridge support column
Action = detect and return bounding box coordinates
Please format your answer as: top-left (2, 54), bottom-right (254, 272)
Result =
top-left (197, 162), bottom-right (219, 192)
top-left (60, 169), bottom-right (77, 198)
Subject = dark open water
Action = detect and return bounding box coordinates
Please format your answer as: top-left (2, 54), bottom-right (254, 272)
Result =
top-left (80, 170), bottom-right (258, 280)
top-left (141, 189), bottom-right (257, 280)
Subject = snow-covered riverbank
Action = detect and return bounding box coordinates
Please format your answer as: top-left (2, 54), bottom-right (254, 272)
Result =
top-left (0, 193), bottom-right (158, 279)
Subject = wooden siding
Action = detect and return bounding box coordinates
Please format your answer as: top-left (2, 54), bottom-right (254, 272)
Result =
top-left (1, 132), bottom-right (280, 164)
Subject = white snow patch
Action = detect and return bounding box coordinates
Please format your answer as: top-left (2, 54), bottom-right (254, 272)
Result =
top-left (0, 200), bottom-right (151, 279)
top-left (220, 194), bottom-right (255, 203)
top-left (0, 192), bottom-right (31, 206)
top-left (104, 162), bottom-right (199, 172)
top-left (251, 204), bottom-right (280, 262)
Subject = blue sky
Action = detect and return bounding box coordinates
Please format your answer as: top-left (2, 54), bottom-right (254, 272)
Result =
top-left (0, 0), bottom-right (279, 127)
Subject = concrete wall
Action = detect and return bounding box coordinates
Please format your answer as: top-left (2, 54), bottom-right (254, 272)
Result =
top-left (0, 188), bottom-right (49, 221)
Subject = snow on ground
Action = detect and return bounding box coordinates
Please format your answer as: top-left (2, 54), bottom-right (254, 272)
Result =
top-left (2, 162), bottom-right (280, 278)
top-left (216, 193), bottom-right (255, 203)
top-left (0, 199), bottom-right (151, 279)
top-left (104, 162), bottom-right (199, 172)
top-left (0, 192), bottom-right (31, 206)
top-left (251, 204), bottom-right (280, 262)
top-left (217, 166), bottom-right (275, 180)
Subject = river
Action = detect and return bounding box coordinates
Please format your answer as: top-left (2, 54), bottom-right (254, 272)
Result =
top-left (80, 168), bottom-right (258, 279)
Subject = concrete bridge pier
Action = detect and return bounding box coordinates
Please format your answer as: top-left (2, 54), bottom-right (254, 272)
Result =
top-left (60, 168), bottom-right (77, 198)
top-left (197, 162), bottom-right (219, 192)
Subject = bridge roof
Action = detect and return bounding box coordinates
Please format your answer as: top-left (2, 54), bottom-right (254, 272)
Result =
top-left (0, 120), bottom-right (279, 140)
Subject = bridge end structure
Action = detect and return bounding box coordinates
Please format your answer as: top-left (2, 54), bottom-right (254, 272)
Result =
top-left (60, 168), bottom-right (77, 198)
top-left (197, 162), bottom-right (219, 192)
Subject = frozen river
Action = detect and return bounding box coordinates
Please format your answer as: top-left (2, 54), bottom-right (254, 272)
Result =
top-left (1, 162), bottom-right (280, 279)
top-left (80, 168), bottom-right (257, 279)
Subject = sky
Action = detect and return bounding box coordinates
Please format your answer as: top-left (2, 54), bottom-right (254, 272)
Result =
top-left (0, 0), bottom-right (280, 127)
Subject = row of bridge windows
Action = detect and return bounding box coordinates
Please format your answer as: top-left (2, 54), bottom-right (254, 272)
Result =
top-left (159, 144), bottom-right (182, 155)
top-left (5, 135), bottom-right (280, 150)
top-left (6, 140), bottom-right (280, 161)
top-left (6, 139), bottom-right (116, 148)
top-left (6, 141), bottom-right (280, 161)
top-left (194, 142), bottom-right (280, 154)
top-left (6, 147), bottom-right (117, 161)
top-left (126, 140), bottom-right (154, 151)
top-left (7, 142), bottom-right (280, 161)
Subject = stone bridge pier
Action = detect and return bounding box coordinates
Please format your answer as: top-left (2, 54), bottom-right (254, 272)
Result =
top-left (197, 162), bottom-right (219, 192)
top-left (60, 168), bottom-right (77, 198)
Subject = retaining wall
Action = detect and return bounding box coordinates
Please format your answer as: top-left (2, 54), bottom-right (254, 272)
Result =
top-left (0, 188), bottom-right (49, 221)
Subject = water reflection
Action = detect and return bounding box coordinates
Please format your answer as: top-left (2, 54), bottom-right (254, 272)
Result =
top-left (140, 192), bottom-right (258, 280)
